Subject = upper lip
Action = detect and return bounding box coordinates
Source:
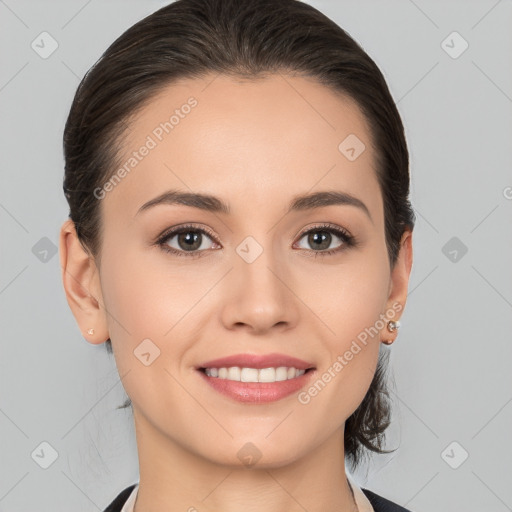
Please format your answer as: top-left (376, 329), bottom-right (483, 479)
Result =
top-left (197, 353), bottom-right (315, 370)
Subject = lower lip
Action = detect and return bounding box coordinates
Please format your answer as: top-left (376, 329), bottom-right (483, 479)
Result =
top-left (197, 369), bottom-right (316, 403)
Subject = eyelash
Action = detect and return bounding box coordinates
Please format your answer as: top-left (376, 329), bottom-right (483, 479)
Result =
top-left (155, 222), bottom-right (358, 259)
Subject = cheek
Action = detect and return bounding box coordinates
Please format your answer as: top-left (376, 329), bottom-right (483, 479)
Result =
top-left (303, 246), bottom-right (390, 339)
top-left (312, 249), bottom-right (388, 409)
top-left (99, 248), bottom-right (211, 358)
top-left (98, 253), bottom-right (199, 404)
top-left (98, 248), bottom-right (166, 350)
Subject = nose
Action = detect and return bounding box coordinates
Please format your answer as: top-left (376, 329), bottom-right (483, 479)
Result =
top-left (219, 243), bottom-right (301, 335)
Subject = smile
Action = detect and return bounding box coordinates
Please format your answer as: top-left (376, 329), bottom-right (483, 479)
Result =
top-left (201, 366), bottom-right (310, 383)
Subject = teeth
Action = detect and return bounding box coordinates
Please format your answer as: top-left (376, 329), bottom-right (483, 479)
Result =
top-left (204, 366), bottom-right (306, 382)
top-left (228, 367), bottom-right (241, 381)
top-left (259, 368), bottom-right (278, 383)
top-left (241, 367), bottom-right (258, 382)
top-left (275, 367), bottom-right (288, 381)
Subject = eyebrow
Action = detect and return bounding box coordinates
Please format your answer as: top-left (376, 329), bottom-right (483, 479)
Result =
top-left (136, 189), bottom-right (373, 223)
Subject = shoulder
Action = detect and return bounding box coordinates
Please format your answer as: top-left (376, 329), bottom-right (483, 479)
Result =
top-left (102, 483), bottom-right (137, 512)
top-left (361, 487), bottom-right (414, 512)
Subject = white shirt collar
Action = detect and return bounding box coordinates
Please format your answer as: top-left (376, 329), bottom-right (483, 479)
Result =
top-left (120, 483), bottom-right (138, 512)
top-left (347, 474), bottom-right (375, 512)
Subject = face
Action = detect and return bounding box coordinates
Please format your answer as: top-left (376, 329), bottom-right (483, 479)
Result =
top-left (62, 73), bottom-right (411, 469)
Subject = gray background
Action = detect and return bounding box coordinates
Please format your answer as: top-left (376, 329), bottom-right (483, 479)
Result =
top-left (1, 0), bottom-right (511, 511)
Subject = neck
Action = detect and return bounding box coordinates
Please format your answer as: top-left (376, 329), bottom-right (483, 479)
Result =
top-left (132, 409), bottom-right (359, 512)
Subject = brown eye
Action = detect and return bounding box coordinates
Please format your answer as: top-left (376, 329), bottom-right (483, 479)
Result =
top-left (172, 231), bottom-right (204, 252)
top-left (157, 224), bottom-right (219, 257)
top-left (295, 224), bottom-right (356, 256)
top-left (305, 231), bottom-right (338, 251)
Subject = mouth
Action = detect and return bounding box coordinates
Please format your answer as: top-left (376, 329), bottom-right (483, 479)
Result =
top-left (194, 353), bottom-right (317, 402)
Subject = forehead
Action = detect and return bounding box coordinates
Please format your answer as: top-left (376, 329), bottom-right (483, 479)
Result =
top-left (102, 73), bottom-right (382, 224)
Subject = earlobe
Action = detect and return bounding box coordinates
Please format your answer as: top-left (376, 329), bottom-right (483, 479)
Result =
top-left (59, 219), bottom-right (109, 345)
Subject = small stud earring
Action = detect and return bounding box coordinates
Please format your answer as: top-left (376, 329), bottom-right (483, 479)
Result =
top-left (387, 320), bottom-right (401, 332)
top-left (87, 328), bottom-right (95, 335)
top-left (382, 320), bottom-right (401, 345)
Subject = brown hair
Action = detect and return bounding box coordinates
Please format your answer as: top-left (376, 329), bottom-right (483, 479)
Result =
top-left (63, 0), bottom-right (415, 470)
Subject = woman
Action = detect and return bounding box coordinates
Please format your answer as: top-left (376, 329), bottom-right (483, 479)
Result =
top-left (59, 0), bottom-right (416, 510)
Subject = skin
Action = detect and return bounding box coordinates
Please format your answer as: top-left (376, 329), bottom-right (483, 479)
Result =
top-left (60, 73), bottom-right (413, 512)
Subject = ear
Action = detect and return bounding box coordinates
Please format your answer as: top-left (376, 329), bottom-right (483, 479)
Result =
top-left (381, 228), bottom-right (413, 341)
top-left (59, 219), bottom-right (109, 345)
